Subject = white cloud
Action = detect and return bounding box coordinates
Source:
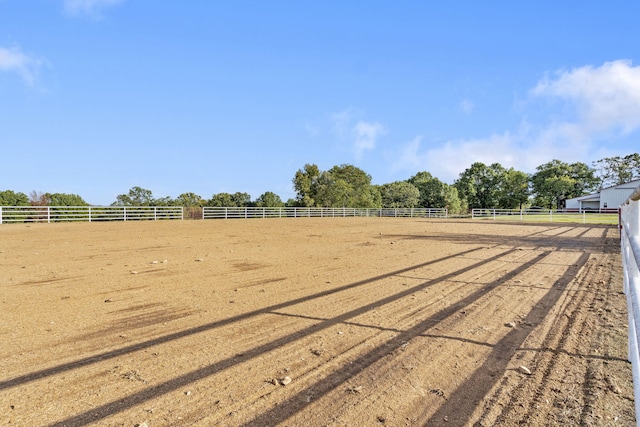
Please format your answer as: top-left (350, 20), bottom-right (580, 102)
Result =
top-left (330, 108), bottom-right (384, 160)
top-left (391, 60), bottom-right (640, 183)
top-left (331, 108), bottom-right (358, 139)
top-left (352, 121), bottom-right (384, 159)
top-left (393, 133), bottom-right (521, 183)
top-left (532, 59), bottom-right (640, 134)
top-left (0, 46), bottom-right (43, 85)
top-left (64, 0), bottom-right (125, 17)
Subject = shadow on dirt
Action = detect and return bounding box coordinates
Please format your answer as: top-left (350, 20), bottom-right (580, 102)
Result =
top-left (43, 247), bottom-right (525, 427)
top-left (3, 222), bottom-right (613, 427)
top-left (1, 248), bottom-right (482, 393)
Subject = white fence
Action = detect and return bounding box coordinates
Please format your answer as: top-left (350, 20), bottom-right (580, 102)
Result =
top-left (0, 206), bottom-right (448, 224)
top-left (0, 206), bottom-right (183, 224)
top-left (621, 185), bottom-right (640, 426)
top-left (471, 208), bottom-right (619, 224)
top-left (202, 207), bottom-right (448, 219)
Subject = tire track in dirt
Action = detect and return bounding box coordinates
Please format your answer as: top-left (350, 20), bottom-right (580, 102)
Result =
top-left (1, 220), bottom-right (632, 426)
top-left (424, 251), bottom-right (591, 425)
top-left (44, 248), bottom-right (522, 427)
top-left (472, 230), bottom-right (633, 426)
top-left (238, 250), bottom-right (552, 427)
top-left (0, 248), bottom-right (482, 394)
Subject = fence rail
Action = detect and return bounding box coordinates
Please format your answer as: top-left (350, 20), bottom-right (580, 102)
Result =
top-left (0, 206), bottom-right (183, 224)
top-left (621, 185), bottom-right (640, 426)
top-left (201, 207), bottom-right (448, 219)
top-left (0, 206), bottom-right (448, 224)
top-left (471, 208), bottom-right (619, 224)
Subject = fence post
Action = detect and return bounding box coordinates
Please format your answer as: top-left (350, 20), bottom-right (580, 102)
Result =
top-left (620, 185), bottom-right (640, 423)
top-left (124, 206), bottom-right (127, 221)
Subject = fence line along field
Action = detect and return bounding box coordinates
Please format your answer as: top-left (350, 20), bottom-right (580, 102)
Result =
top-left (0, 218), bottom-right (633, 426)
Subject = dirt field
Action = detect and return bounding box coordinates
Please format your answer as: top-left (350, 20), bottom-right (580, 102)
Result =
top-left (0, 218), bottom-right (634, 426)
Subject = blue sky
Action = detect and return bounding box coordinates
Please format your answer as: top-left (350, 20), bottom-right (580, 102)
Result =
top-left (1, 1), bottom-right (639, 205)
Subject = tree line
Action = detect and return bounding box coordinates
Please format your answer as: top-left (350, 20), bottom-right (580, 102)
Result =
top-left (1, 153), bottom-right (639, 213)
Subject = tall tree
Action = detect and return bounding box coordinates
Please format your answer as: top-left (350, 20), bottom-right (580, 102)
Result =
top-left (454, 162), bottom-right (503, 209)
top-left (175, 192), bottom-right (204, 207)
top-left (292, 164), bottom-right (322, 207)
top-left (379, 181), bottom-right (420, 208)
top-left (531, 160), bottom-right (599, 209)
top-left (113, 186), bottom-right (155, 206)
top-left (207, 193), bottom-right (235, 207)
top-left (497, 168), bottom-right (530, 209)
top-left (322, 164), bottom-right (381, 208)
top-left (231, 192), bottom-right (252, 207)
top-left (292, 163), bottom-right (380, 208)
top-left (0, 190), bottom-right (30, 206)
top-left (46, 193), bottom-right (89, 206)
top-left (407, 171), bottom-right (463, 211)
top-left (254, 191), bottom-right (284, 207)
top-left (593, 153), bottom-right (640, 187)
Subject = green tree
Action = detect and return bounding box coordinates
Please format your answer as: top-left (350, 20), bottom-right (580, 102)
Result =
top-left (175, 192), bottom-right (203, 207)
top-left (407, 171), bottom-right (465, 212)
top-left (454, 162), bottom-right (504, 209)
top-left (531, 160), bottom-right (599, 209)
top-left (46, 193), bottom-right (89, 206)
top-left (406, 172), bottom-right (455, 209)
top-left (379, 181), bottom-right (420, 208)
top-left (593, 153), bottom-right (640, 187)
top-left (318, 164), bottom-right (380, 207)
top-left (153, 196), bottom-right (174, 206)
top-left (292, 163), bottom-right (322, 207)
top-left (112, 186), bottom-right (155, 206)
top-left (254, 191), bottom-right (284, 207)
top-left (442, 185), bottom-right (465, 214)
top-left (208, 193), bottom-right (235, 207)
top-left (0, 190), bottom-right (30, 206)
top-left (231, 192), bottom-right (251, 207)
top-left (292, 163), bottom-right (380, 208)
top-left (497, 168), bottom-right (530, 209)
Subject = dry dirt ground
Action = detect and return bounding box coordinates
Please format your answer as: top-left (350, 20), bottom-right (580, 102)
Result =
top-left (0, 218), bottom-right (634, 426)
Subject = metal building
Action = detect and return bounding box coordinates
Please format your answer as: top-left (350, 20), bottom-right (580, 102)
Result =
top-left (565, 179), bottom-right (640, 212)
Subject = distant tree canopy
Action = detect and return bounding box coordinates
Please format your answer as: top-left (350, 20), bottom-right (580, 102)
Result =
top-left (378, 181), bottom-right (420, 208)
top-left (594, 153), bottom-right (640, 187)
top-left (531, 160), bottom-right (599, 209)
top-left (407, 171), bottom-right (465, 213)
top-left (254, 191), bottom-right (284, 207)
top-left (175, 192), bottom-right (204, 207)
top-left (5, 152), bottom-right (637, 213)
top-left (0, 190), bottom-right (29, 206)
top-left (454, 162), bottom-right (503, 209)
top-left (292, 163), bottom-right (381, 208)
top-left (112, 186), bottom-right (155, 206)
top-left (46, 193), bottom-right (89, 206)
top-left (452, 163), bottom-right (530, 210)
top-left (207, 192), bottom-right (252, 207)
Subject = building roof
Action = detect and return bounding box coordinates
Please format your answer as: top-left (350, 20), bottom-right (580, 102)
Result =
top-left (565, 178), bottom-right (640, 203)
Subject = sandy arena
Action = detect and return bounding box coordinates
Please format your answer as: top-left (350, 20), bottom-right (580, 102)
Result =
top-left (0, 218), bottom-right (634, 426)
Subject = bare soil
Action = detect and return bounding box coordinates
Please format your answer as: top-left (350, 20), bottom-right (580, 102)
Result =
top-left (0, 218), bottom-right (634, 426)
